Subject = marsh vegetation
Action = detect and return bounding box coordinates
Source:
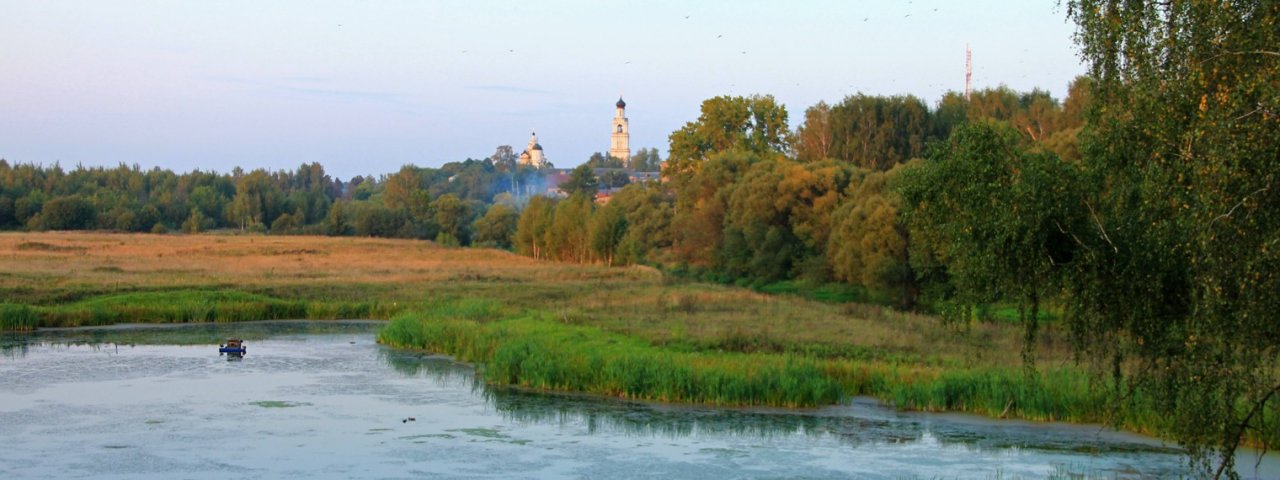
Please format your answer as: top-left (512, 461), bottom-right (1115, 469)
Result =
top-left (9, 231), bottom-right (1268, 453)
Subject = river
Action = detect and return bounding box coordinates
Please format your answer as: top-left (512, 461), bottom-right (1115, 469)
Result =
top-left (1, 321), bottom-right (1274, 479)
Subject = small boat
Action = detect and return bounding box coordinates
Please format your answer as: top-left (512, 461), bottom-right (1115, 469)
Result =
top-left (219, 338), bottom-right (247, 355)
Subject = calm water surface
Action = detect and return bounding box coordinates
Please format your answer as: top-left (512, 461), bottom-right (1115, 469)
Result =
top-left (2, 321), bottom-right (1275, 479)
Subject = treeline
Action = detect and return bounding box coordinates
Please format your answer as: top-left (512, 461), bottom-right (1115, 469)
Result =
top-left (909, 2), bottom-right (1276, 472)
top-left (0, 149), bottom-right (578, 247)
top-left (583, 147), bottom-right (664, 172)
top-left (512, 82), bottom-right (1091, 309)
top-left (505, 2), bottom-right (1280, 462)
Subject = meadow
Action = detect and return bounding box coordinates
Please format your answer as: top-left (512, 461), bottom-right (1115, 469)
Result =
top-left (4, 231), bottom-right (1266, 447)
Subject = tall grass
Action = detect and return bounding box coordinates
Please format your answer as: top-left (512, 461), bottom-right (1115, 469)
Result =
top-left (0, 303), bottom-right (39, 332)
top-left (879, 368), bottom-right (1105, 422)
top-left (379, 301), bottom-right (842, 407)
top-left (379, 301), bottom-right (1128, 428)
top-left (23, 290), bottom-right (400, 328)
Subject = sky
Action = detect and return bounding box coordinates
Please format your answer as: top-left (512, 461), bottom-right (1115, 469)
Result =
top-left (0, 1), bottom-right (1085, 180)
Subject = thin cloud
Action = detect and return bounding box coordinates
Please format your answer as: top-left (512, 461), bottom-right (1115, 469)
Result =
top-left (471, 85), bottom-right (555, 95)
top-left (203, 75), bottom-right (413, 107)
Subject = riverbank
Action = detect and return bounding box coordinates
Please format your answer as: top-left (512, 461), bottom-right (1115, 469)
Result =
top-left (376, 300), bottom-right (1104, 417)
top-left (2, 232), bottom-right (1271, 449)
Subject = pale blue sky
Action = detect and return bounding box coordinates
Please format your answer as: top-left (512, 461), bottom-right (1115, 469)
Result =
top-left (0, 1), bottom-right (1083, 180)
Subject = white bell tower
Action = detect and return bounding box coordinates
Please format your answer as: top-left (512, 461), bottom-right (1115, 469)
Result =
top-left (609, 97), bottom-right (631, 167)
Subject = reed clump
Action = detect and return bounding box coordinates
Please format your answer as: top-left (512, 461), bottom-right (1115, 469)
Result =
top-left (881, 367), bottom-right (1105, 423)
top-left (379, 301), bottom-right (842, 407)
top-left (0, 303), bottom-right (39, 332)
top-left (24, 290), bottom-right (403, 328)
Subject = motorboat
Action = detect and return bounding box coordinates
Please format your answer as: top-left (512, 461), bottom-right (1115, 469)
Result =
top-left (219, 338), bottom-right (247, 355)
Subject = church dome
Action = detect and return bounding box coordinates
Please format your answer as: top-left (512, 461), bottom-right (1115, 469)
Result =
top-left (532, 143), bottom-right (543, 151)
top-left (616, 97), bottom-right (626, 108)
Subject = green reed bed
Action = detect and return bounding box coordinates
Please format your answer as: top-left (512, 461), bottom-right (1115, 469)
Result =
top-left (22, 289), bottom-right (400, 329)
top-left (0, 303), bottom-right (40, 332)
top-left (826, 362), bottom-right (1278, 448)
top-left (878, 367), bottom-right (1106, 422)
top-left (816, 358), bottom-right (1108, 424)
top-left (379, 300), bottom-right (1141, 428)
top-left (378, 303), bottom-right (842, 407)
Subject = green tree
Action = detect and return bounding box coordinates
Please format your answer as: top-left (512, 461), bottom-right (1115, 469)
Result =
top-left (433, 193), bottom-right (474, 245)
top-left (326, 200), bottom-right (353, 236)
top-left (794, 101), bottom-right (833, 162)
top-left (828, 165), bottom-right (916, 308)
top-left (608, 182), bottom-right (674, 265)
top-left (189, 185), bottom-right (228, 225)
top-left (719, 159), bottom-right (800, 281)
top-left (514, 196), bottom-right (555, 260)
top-left (546, 194), bottom-right (593, 263)
top-left (669, 150), bottom-right (759, 267)
top-left (898, 121), bottom-right (1082, 370)
top-left (14, 190), bottom-right (46, 225)
top-left (666, 95), bottom-right (791, 180)
top-left (182, 207), bottom-right (214, 234)
top-left (471, 204), bottom-right (519, 249)
top-left (559, 165), bottom-right (599, 198)
top-left (1010, 89), bottom-right (1061, 142)
top-left (1065, 1), bottom-right (1280, 474)
top-left (351, 203), bottom-right (405, 238)
top-left (598, 170), bottom-right (631, 189)
top-left (269, 210), bottom-right (303, 235)
top-left (38, 195), bottom-right (95, 230)
top-left (583, 152), bottom-right (624, 169)
top-left (490, 145), bottom-right (518, 172)
top-left (629, 148), bottom-right (664, 172)
top-left (0, 194), bottom-right (15, 228)
top-left (827, 94), bottom-right (930, 170)
top-left (931, 92), bottom-right (969, 141)
top-left (383, 165), bottom-right (423, 213)
top-left (226, 170), bottom-right (282, 231)
top-left (112, 209), bottom-right (139, 232)
top-left (1042, 76), bottom-right (1094, 162)
top-left (589, 200), bottom-right (628, 266)
top-left (716, 157), bottom-right (854, 282)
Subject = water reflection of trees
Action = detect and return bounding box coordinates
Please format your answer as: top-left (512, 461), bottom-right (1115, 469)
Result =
top-left (381, 349), bottom-right (926, 448)
top-left (485, 388), bottom-right (1185, 456)
top-left (379, 351), bottom-right (1183, 457)
top-left (380, 351), bottom-right (483, 392)
top-left (489, 390), bottom-right (932, 448)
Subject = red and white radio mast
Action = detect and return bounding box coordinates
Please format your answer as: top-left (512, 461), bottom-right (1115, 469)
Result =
top-left (965, 43), bottom-right (972, 101)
